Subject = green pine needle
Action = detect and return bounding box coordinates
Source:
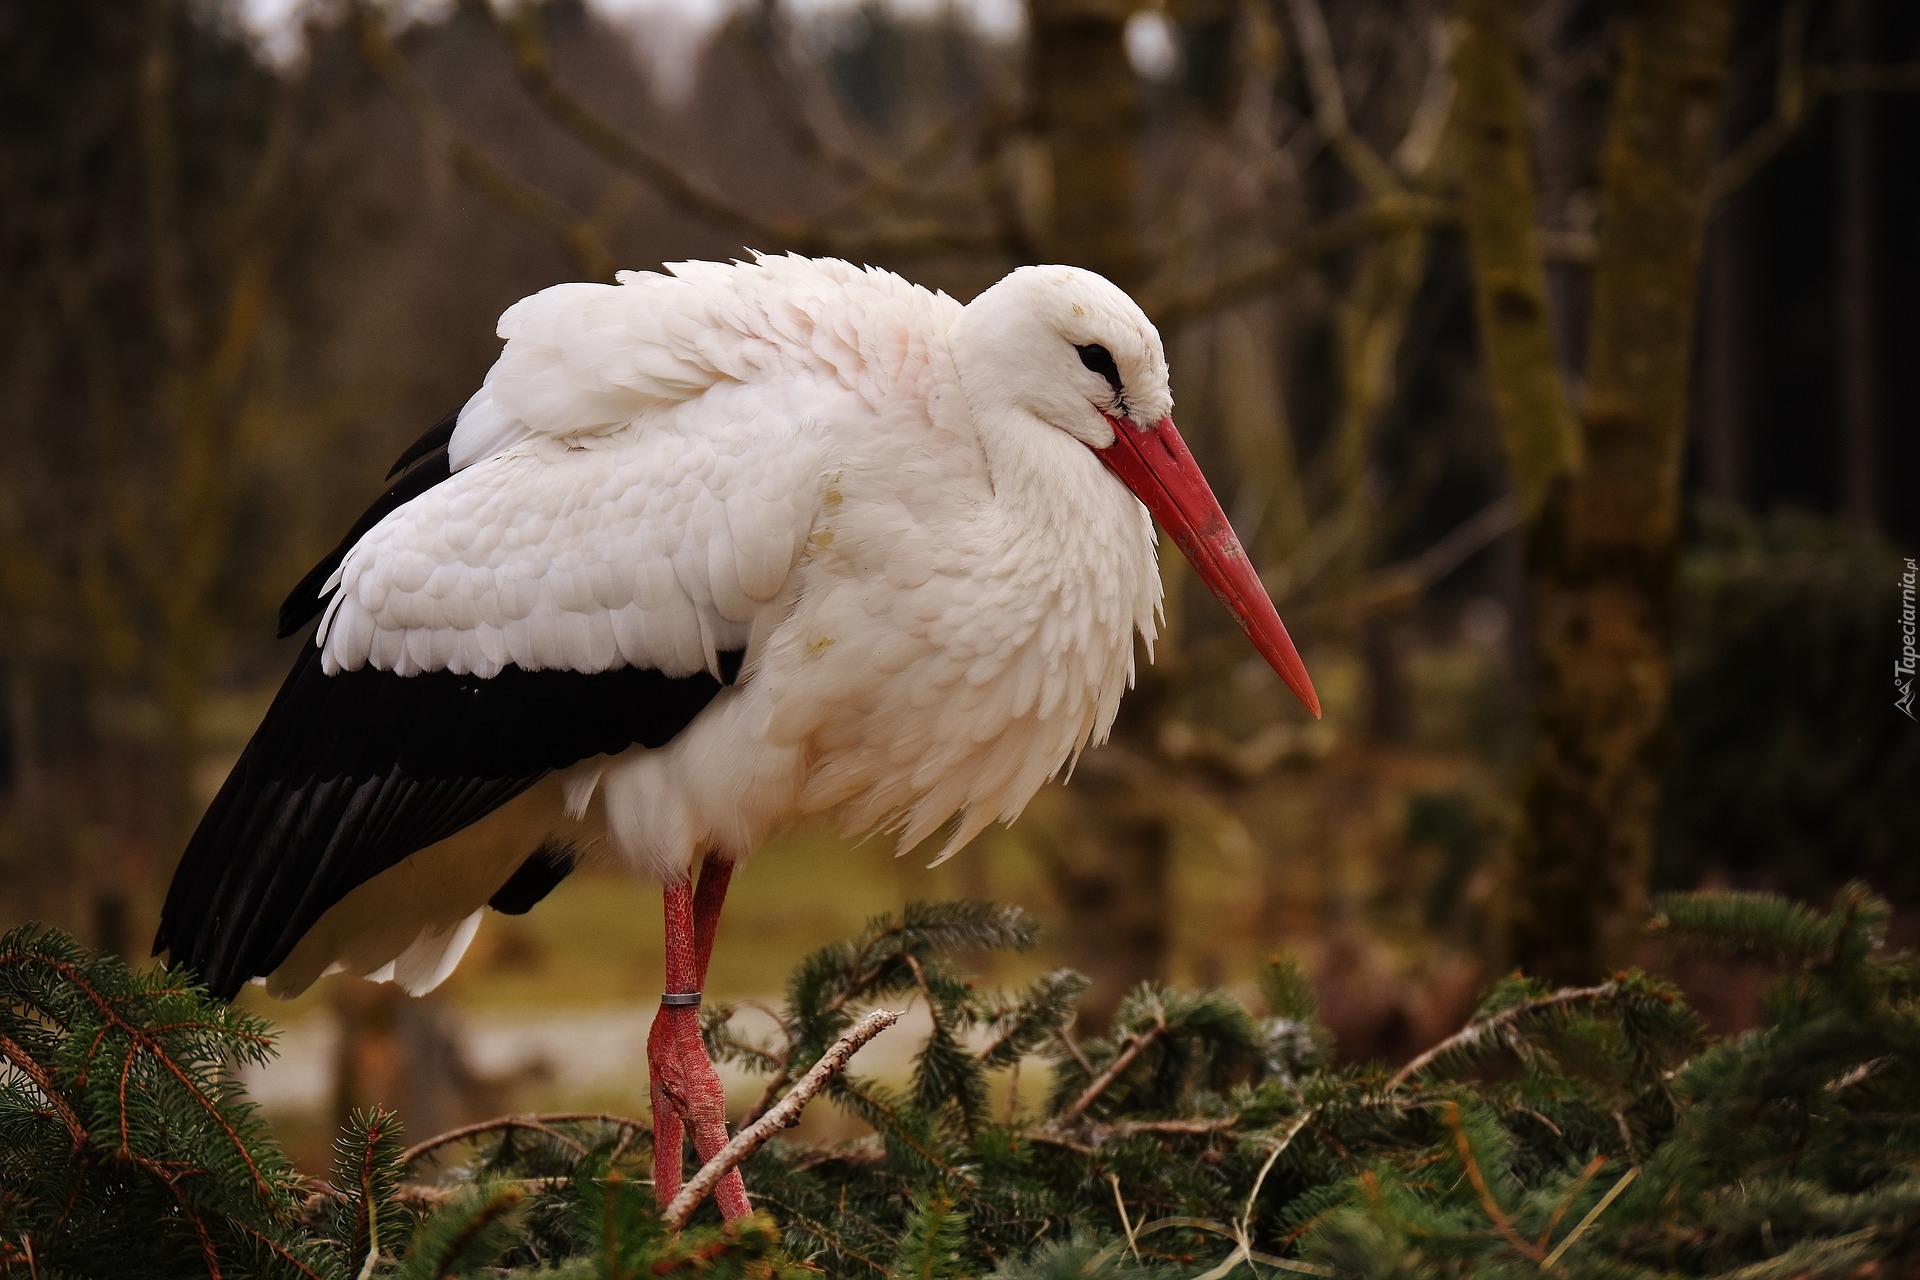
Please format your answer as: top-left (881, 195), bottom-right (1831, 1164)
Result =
top-left (5, 883), bottom-right (1918, 1278)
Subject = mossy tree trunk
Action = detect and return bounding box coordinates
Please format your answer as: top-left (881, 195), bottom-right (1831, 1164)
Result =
top-left (1031, 0), bottom-right (1144, 290)
top-left (1455, 0), bottom-right (1735, 982)
top-left (1027, 0), bottom-right (1165, 1027)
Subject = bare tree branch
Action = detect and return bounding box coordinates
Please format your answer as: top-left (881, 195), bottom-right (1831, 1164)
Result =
top-left (1710, 56), bottom-right (1920, 204)
top-left (348, 2), bottom-right (619, 281)
top-left (1394, 19), bottom-right (1457, 177)
top-left (663, 1008), bottom-right (900, 1230)
top-left (1098, 1116), bottom-right (1238, 1138)
top-left (1282, 0), bottom-right (1403, 197)
top-left (1146, 195), bottom-right (1454, 329)
top-left (735, 0), bottom-right (891, 189)
top-left (735, 1), bottom-right (1021, 231)
top-left (1277, 495), bottom-right (1520, 628)
top-left (500, 4), bottom-right (813, 249)
top-left (499, 5), bottom-right (1004, 260)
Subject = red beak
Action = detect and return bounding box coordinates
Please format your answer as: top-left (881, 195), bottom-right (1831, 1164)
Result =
top-left (1095, 414), bottom-right (1321, 718)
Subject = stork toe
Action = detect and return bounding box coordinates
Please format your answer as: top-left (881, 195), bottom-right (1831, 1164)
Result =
top-left (677, 1031), bottom-right (752, 1219)
top-left (647, 1010), bottom-right (689, 1207)
top-left (647, 1004), bottom-right (752, 1218)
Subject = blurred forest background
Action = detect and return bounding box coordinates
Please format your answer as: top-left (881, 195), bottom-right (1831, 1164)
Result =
top-left (1, 0), bottom-right (1915, 1168)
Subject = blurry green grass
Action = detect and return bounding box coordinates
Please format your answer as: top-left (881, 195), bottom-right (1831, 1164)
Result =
top-left (435, 821), bottom-right (1059, 1011)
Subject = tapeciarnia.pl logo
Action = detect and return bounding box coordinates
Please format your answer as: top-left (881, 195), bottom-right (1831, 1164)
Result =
top-left (1900, 557), bottom-right (1918, 720)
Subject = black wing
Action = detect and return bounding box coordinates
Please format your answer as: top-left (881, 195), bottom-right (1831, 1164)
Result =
top-left (158, 416), bottom-right (735, 999)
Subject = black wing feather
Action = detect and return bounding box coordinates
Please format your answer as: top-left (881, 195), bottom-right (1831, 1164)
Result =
top-left (489, 840), bottom-right (579, 915)
top-left (163, 410), bottom-right (741, 999)
top-left (385, 410), bottom-right (458, 479)
top-left (158, 637), bottom-right (735, 998)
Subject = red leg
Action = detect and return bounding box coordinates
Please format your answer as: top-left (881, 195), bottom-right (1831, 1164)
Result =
top-left (648, 857), bottom-right (750, 1220)
top-left (691, 857), bottom-right (732, 981)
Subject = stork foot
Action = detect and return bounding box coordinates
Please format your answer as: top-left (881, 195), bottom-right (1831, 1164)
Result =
top-left (647, 1002), bottom-right (752, 1219)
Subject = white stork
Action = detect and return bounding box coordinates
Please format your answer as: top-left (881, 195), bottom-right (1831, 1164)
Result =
top-left (156, 255), bottom-right (1319, 1216)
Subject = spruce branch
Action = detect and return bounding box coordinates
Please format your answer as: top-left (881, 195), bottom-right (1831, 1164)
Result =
top-left (12, 889), bottom-right (1920, 1276)
top-left (330, 1108), bottom-right (407, 1276)
top-left (1441, 1101), bottom-right (1541, 1262)
top-left (4, 949), bottom-right (276, 1197)
top-left (980, 970), bottom-right (1088, 1069)
top-left (887, 1189), bottom-right (969, 1280)
top-left (393, 1182), bottom-right (526, 1279)
top-left (0, 1030), bottom-right (86, 1151)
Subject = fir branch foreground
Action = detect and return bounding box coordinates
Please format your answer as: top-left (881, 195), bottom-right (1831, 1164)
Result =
top-left (4, 889), bottom-right (1919, 1278)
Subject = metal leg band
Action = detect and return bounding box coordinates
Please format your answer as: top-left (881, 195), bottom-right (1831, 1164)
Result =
top-left (660, 991), bottom-right (703, 1007)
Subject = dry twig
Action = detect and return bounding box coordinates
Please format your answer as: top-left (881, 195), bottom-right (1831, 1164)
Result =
top-left (1282, 0), bottom-right (1401, 197)
top-left (1147, 195), bottom-right (1454, 329)
top-left (1051, 1011), bottom-right (1168, 1129)
top-left (664, 1008), bottom-right (900, 1230)
top-left (401, 1112), bottom-right (646, 1167)
top-left (1390, 983), bottom-right (1616, 1089)
top-left (501, 5), bottom-right (1001, 260)
top-left (1275, 494), bottom-right (1519, 628)
top-left (1540, 1167), bottom-right (1638, 1268)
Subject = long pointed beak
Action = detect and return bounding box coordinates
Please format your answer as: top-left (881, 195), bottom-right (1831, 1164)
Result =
top-left (1095, 414), bottom-right (1321, 718)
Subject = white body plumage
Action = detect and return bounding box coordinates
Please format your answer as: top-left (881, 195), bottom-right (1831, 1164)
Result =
top-left (273, 256), bottom-right (1166, 994)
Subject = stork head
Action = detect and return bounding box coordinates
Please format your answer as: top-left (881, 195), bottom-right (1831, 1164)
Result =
top-left (953, 265), bottom-right (1321, 718)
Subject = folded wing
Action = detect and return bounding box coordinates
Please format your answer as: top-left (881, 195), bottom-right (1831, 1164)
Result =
top-left (158, 381), bottom-right (827, 999)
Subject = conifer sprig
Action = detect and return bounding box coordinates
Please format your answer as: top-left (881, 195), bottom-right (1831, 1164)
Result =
top-left (0, 924), bottom-right (323, 1279)
top-left (6, 884), bottom-right (1919, 1277)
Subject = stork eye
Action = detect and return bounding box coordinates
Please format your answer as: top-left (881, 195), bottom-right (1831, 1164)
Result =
top-left (1075, 343), bottom-right (1124, 398)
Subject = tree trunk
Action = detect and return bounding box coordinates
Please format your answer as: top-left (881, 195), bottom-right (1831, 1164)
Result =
top-left (1696, 11), bottom-right (1772, 510)
top-left (1834, 0), bottom-right (1883, 533)
top-left (1450, 0), bottom-right (1582, 526)
top-left (1699, 199), bottom-right (1758, 507)
top-left (1033, 762), bottom-right (1175, 1022)
top-left (1027, 0), bottom-right (1159, 1026)
top-left (1506, 0), bottom-right (1735, 982)
top-left (1031, 0), bottom-right (1143, 286)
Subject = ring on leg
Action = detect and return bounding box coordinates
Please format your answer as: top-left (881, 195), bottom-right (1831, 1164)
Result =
top-left (654, 861), bottom-right (752, 1222)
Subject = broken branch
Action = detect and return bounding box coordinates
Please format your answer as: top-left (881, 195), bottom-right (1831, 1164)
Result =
top-left (501, 6), bottom-right (1001, 260)
top-left (664, 1008), bottom-right (900, 1230)
top-left (400, 1112), bottom-right (645, 1167)
top-left (1147, 195), bottom-right (1454, 329)
top-left (1051, 1011), bottom-right (1167, 1128)
top-left (1390, 983), bottom-right (1617, 1089)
